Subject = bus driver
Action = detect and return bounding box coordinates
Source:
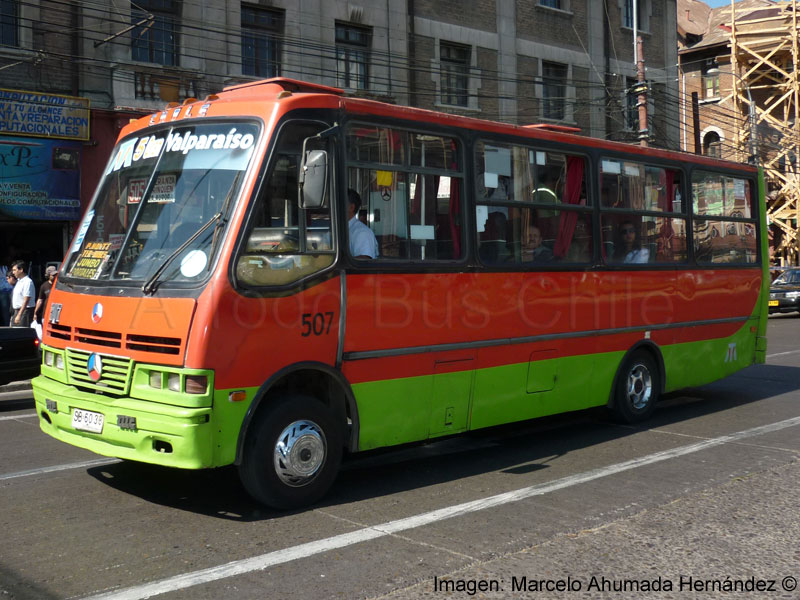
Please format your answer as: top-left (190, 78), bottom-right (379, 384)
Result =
top-left (347, 189), bottom-right (379, 259)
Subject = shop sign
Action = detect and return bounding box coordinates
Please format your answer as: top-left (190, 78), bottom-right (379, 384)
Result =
top-left (0, 88), bottom-right (90, 141)
top-left (0, 136), bottom-right (82, 220)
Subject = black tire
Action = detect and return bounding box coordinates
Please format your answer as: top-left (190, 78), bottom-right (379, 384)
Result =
top-left (610, 350), bottom-right (659, 424)
top-left (239, 394), bottom-right (343, 510)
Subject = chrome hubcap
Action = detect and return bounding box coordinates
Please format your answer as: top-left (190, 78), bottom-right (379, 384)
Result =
top-left (273, 420), bottom-right (326, 487)
top-left (626, 363), bottom-right (652, 410)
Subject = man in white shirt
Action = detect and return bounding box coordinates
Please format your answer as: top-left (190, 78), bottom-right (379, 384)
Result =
top-left (11, 260), bottom-right (35, 327)
top-left (347, 189), bottom-right (379, 259)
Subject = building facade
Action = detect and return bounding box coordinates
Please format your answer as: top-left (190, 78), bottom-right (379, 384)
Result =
top-left (678, 0), bottom-right (800, 265)
top-left (0, 0), bottom-right (680, 273)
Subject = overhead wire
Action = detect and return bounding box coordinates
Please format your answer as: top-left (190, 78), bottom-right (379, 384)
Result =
top-left (3, 0), bottom-right (782, 156)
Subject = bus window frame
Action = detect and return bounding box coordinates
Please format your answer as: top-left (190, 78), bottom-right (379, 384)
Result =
top-left (231, 115), bottom-right (341, 298)
top-left (472, 135), bottom-right (594, 270)
top-left (597, 155), bottom-right (690, 268)
top-left (341, 117), bottom-right (470, 269)
top-left (686, 164), bottom-right (761, 268)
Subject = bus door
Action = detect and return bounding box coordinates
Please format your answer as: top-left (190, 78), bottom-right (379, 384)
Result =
top-left (431, 352), bottom-right (474, 436)
top-left (341, 125), bottom-right (471, 449)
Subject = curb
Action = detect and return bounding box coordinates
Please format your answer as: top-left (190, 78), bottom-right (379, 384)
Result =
top-left (0, 379), bottom-right (33, 394)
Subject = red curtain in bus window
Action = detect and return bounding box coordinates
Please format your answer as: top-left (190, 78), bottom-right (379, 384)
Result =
top-left (553, 156), bottom-right (585, 258)
top-left (657, 170), bottom-right (675, 261)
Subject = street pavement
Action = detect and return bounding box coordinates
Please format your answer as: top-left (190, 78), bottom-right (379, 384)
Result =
top-left (2, 315), bottom-right (800, 600)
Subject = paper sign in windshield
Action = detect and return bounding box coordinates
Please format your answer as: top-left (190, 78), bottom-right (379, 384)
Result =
top-left (70, 241), bottom-right (112, 279)
top-left (127, 174), bottom-right (176, 204)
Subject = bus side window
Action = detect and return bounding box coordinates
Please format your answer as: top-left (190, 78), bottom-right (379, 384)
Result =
top-left (345, 128), bottom-right (463, 263)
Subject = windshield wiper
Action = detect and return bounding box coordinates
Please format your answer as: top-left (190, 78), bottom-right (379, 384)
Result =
top-left (142, 171), bottom-right (242, 295)
top-left (142, 213), bottom-right (224, 295)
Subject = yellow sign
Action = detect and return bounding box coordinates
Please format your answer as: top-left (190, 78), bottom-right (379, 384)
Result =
top-left (0, 88), bottom-right (90, 141)
top-left (70, 241), bottom-right (111, 279)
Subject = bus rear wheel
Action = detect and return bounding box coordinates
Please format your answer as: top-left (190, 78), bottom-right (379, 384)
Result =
top-left (611, 351), bottom-right (659, 423)
top-left (239, 394), bottom-right (343, 510)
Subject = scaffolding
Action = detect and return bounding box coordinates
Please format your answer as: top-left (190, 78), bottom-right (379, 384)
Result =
top-left (727, 0), bottom-right (800, 265)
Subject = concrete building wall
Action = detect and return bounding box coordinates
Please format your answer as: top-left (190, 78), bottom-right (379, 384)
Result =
top-left (1, 0), bottom-right (681, 143)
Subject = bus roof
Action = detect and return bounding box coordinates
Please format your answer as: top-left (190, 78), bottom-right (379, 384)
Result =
top-left (122, 77), bottom-right (757, 174)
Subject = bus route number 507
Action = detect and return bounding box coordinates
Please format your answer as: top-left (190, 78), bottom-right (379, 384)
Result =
top-left (301, 312), bottom-right (334, 337)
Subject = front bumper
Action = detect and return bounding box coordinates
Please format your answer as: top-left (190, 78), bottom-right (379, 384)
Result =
top-left (768, 297), bottom-right (800, 314)
top-left (33, 375), bottom-right (214, 469)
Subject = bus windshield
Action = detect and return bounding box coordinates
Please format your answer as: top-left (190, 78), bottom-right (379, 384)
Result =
top-left (63, 121), bottom-right (259, 285)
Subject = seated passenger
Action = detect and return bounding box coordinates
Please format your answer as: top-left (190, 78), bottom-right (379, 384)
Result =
top-left (525, 225), bottom-right (553, 262)
top-left (564, 218), bottom-right (591, 263)
top-left (480, 211), bottom-right (510, 263)
top-left (614, 220), bottom-right (649, 264)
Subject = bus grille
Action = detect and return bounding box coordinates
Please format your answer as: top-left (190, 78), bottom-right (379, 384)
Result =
top-left (126, 334), bottom-right (181, 355)
top-left (75, 328), bottom-right (122, 348)
top-left (47, 323), bottom-right (72, 341)
top-left (47, 322), bottom-right (184, 359)
top-left (66, 349), bottom-right (133, 395)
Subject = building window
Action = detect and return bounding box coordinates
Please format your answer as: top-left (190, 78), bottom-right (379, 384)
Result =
top-left (538, 0), bottom-right (561, 8)
top-left (703, 64), bottom-right (720, 99)
top-left (623, 0), bottom-right (645, 30)
top-left (242, 5), bottom-right (283, 78)
top-left (132, 0), bottom-right (178, 66)
top-left (703, 131), bottom-right (721, 158)
top-left (542, 61), bottom-right (568, 120)
top-left (336, 22), bottom-right (371, 90)
top-left (0, 0), bottom-right (18, 47)
top-left (440, 42), bottom-right (470, 106)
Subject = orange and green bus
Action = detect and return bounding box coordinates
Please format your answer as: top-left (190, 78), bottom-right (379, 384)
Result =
top-left (33, 78), bottom-right (768, 509)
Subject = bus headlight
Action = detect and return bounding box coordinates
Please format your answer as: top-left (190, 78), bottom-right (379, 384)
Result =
top-left (131, 366), bottom-right (214, 407)
top-left (44, 351), bottom-right (65, 370)
top-left (185, 375), bottom-right (208, 394)
top-left (149, 371), bottom-right (162, 389)
top-left (786, 291), bottom-right (800, 299)
top-left (167, 373), bottom-right (181, 392)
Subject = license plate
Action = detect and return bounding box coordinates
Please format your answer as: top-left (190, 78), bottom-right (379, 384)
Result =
top-left (72, 408), bottom-right (104, 433)
top-left (769, 300), bottom-right (779, 306)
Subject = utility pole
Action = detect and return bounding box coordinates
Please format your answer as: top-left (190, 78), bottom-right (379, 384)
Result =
top-left (636, 35), bottom-right (648, 147)
top-left (691, 92), bottom-right (701, 154)
top-left (630, 0), bottom-right (647, 146)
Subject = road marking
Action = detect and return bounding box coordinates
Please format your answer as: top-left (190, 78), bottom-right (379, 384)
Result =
top-left (0, 412), bottom-right (36, 421)
top-left (767, 349), bottom-right (800, 359)
top-left (83, 415), bottom-right (800, 600)
top-left (0, 458), bottom-right (120, 481)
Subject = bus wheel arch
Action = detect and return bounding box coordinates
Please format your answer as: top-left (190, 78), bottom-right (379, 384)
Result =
top-left (608, 342), bottom-right (665, 423)
top-left (235, 363), bottom-right (358, 467)
top-left (238, 392), bottom-right (344, 509)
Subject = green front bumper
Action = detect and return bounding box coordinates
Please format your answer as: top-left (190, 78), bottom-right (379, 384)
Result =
top-left (32, 375), bottom-right (215, 469)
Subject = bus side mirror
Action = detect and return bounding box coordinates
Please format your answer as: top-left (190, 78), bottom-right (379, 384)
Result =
top-left (298, 149), bottom-right (328, 209)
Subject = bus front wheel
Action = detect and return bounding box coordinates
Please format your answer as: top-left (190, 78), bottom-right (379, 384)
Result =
top-left (239, 394), bottom-right (343, 509)
top-left (611, 351), bottom-right (659, 423)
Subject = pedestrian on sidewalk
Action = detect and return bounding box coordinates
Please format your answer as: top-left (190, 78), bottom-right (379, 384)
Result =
top-left (35, 265), bottom-right (57, 325)
top-left (0, 258), bottom-right (13, 327)
top-left (4, 271), bottom-right (17, 325)
top-left (10, 260), bottom-right (35, 328)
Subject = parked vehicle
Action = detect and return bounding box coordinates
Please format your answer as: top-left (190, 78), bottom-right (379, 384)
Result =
top-left (768, 268), bottom-right (800, 314)
top-left (0, 326), bottom-right (41, 386)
